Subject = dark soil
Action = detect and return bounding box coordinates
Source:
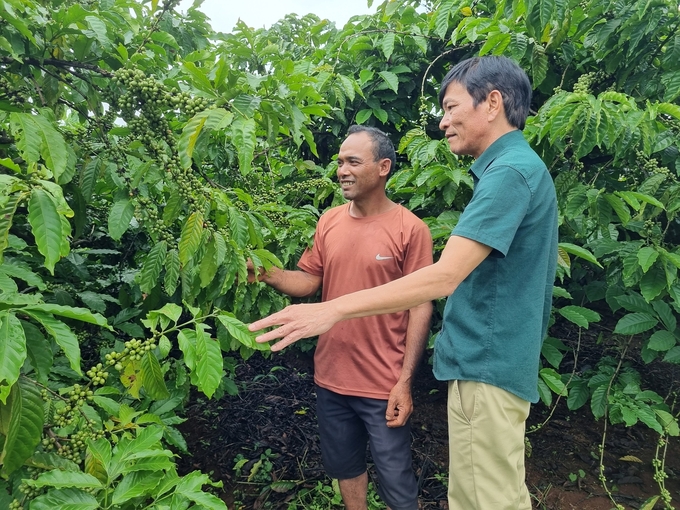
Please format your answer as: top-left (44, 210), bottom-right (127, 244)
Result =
top-left (177, 335), bottom-right (680, 510)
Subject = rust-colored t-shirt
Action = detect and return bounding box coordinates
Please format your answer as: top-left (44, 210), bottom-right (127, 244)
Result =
top-left (298, 203), bottom-right (433, 399)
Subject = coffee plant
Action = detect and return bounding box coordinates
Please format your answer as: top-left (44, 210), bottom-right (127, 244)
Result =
top-left (0, 0), bottom-right (679, 507)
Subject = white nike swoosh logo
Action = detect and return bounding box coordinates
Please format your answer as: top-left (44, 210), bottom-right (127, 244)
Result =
top-left (375, 254), bottom-right (393, 261)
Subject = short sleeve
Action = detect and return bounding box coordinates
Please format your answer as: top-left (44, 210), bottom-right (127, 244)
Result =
top-left (403, 221), bottom-right (434, 275)
top-left (453, 165), bottom-right (531, 256)
top-left (297, 222), bottom-right (324, 276)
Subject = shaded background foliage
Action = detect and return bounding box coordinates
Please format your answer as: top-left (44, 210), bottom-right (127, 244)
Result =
top-left (0, 0), bottom-right (679, 507)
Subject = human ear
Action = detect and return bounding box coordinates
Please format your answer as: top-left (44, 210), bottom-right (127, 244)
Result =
top-left (378, 158), bottom-right (391, 177)
top-left (486, 90), bottom-right (504, 121)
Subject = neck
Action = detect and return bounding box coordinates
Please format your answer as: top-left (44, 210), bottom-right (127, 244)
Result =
top-left (475, 125), bottom-right (518, 159)
top-left (349, 193), bottom-right (396, 218)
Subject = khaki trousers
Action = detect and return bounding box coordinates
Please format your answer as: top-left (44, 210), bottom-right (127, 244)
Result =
top-left (447, 380), bottom-right (532, 510)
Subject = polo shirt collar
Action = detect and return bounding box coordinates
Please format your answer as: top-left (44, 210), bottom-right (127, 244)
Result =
top-left (469, 130), bottom-right (525, 180)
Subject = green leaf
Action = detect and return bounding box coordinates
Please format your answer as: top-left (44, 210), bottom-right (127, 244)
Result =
top-left (22, 304), bottom-right (110, 328)
top-left (531, 45), bottom-right (548, 86)
top-left (179, 109), bottom-right (233, 170)
top-left (9, 113), bottom-right (41, 164)
top-left (31, 115), bottom-right (70, 182)
top-left (0, 192), bottom-right (26, 262)
top-left (627, 191), bottom-right (665, 210)
top-left (541, 340), bottom-right (564, 369)
top-left (652, 300), bottom-right (676, 332)
top-left (558, 243), bottom-right (602, 268)
top-left (640, 264), bottom-right (666, 302)
top-left (84, 15), bottom-right (111, 48)
top-left (150, 31), bottom-right (179, 49)
top-left (108, 198), bottom-right (135, 241)
top-left (29, 488), bottom-right (98, 510)
top-left (217, 313), bottom-right (258, 350)
top-left (558, 305), bottom-right (601, 329)
top-left (29, 452), bottom-right (80, 472)
top-left (434, 0), bottom-right (453, 39)
top-left (637, 246), bottom-right (659, 273)
top-left (0, 312), bottom-right (26, 403)
top-left (139, 241), bottom-right (167, 294)
top-left (648, 330), bottom-right (676, 351)
top-left (615, 293), bottom-right (653, 314)
top-left (180, 213), bottom-right (204, 267)
top-left (77, 291), bottom-right (107, 314)
top-left (181, 489), bottom-right (228, 509)
top-left (355, 109), bottom-right (372, 124)
top-left (111, 470), bottom-right (165, 505)
top-left (537, 377), bottom-right (552, 406)
top-left (590, 384), bottom-right (609, 419)
top-left (177, 329), bottom-right (197, 371)
top-left (231, 117), bottom-right (257, 176)
top-left (141, 352), bottom-right (170, 400)
top-left (378, 71), bottom-right (399, 93)
top-left (23, 311), bottom-right (81, 375)
top-left (22, 321), bottom-right (52, 384)
top-left (657, 102), bottom-right (680, 121)
top-left (567, 380), bottom-right (590, 410)
top-left (0, 258), bottom-right (45, 289)
top-left (664, 346), bottom-right (680, 363)
top-left (164, 249), bottom-right (181, 296)
top-left (199, 236), bottom-right (219, 288)
top-left (182, 61), bottom-right (216, 96)
top-left (110, 426), bottom-right (164, 475)
top-left (337, 75), bottom-right (356, 102)
top-left (381, 32), bottom-right (396, 60)
top-left (614, 313), bottom-right (658, 335)
top-left (195, 327), bottom-right (223, 399)
top-left (603, 193), bottom-right (631, 224)
top-left (540, 368), bottom-right (566, 396)
top-left (28, 470), bottom-right (102, 489)
top-left (640, 496), bottom-right (661, 510)
top-left (28, 188), bottom-right (63, 274)
top-left (0, 379), bottom-right (44, 475)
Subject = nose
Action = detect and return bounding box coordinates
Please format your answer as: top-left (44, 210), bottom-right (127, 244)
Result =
top-left (439, 112), bottom-right (448, 131)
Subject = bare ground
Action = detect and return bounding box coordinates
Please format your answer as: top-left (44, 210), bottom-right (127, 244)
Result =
top-left (177, 342), bottom-right (680, 510)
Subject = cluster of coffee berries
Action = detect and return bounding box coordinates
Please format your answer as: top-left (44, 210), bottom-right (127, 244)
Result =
top-left (0, 75), bottom-right (28, 107)
top-left (86, 364), bottom-right (109, 386)
top-left (135, 195), bottom-right (175, 245)
top-left (55, 427), bottom-right (105, 463)
top-left (52, 383), bottom-right (95, 427)
top-left (105, 337), bottom-right (159, 370)
top-left (16, 466), bottom-right (46, 501)
top-left (572, 71), bottom-right (608, 95)
top-left (176, 171), bottom-right (210, 211)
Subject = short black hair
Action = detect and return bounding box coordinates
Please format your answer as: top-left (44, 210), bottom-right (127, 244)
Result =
top-left (346, 125), bottom-right (397, 175)
top-left (438, 56), bottom-right (532, 130)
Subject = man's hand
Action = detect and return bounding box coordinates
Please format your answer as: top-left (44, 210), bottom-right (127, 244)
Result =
top-left (386, 380), bottom-right (413, 428)
top-left (246, 259), bottom-right (266, 284)
top-left (249, 302), bottom-right (339, 352)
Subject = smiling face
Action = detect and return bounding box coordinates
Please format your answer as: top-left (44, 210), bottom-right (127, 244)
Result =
top-left (336, 131), bottom-right (390, 202)
top-left (439, 81), bottom-right (492, 159)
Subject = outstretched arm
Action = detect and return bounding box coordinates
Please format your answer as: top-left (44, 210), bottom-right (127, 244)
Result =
top-left (385, 300), bottom-right (433, 428)
top-left (247, 261), bottom-right (322, 298)
top-left (249, 235), bottom-right (492, 350)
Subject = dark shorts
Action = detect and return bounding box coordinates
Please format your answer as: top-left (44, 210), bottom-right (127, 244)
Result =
top-left (315, 385), bottom-right (418, 510)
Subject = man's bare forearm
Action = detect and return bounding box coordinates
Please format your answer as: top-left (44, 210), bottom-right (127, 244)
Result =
top-left (398, 300), bottom-right (433, 387)
top-left (261, 267), bottom-right (322, 297)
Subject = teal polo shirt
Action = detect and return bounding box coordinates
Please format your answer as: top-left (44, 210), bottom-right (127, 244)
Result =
top-left (433, 130), bottom-right (558, 403)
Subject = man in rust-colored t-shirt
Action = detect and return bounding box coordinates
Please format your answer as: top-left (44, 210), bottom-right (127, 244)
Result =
top-left (249, 125), bottom-right (432, 510)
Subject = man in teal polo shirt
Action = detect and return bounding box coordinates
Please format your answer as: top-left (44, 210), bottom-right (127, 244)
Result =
top-left (250, 55), bottom-right (558, 510)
